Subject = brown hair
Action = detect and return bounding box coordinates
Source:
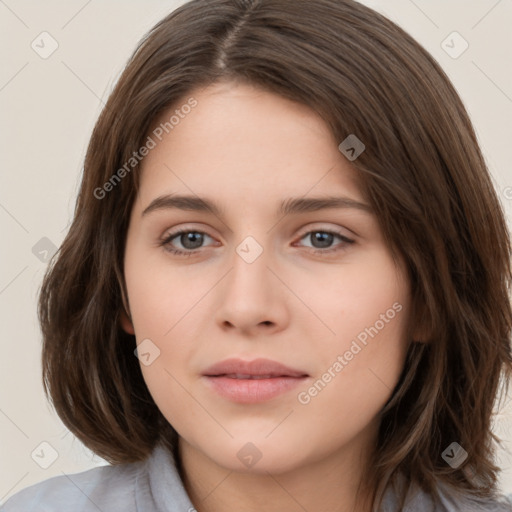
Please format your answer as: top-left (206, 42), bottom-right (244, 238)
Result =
top-left (39, 0), bottom-right (512, 509)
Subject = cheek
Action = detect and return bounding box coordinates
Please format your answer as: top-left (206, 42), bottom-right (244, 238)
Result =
top-left (296, 254), bottom-right (410, 407)
top-left (293, 304), bottom-right (409, 452)
top-left (140, 360), bottom-right (206, 442)
top-left (301, 252), bottom-right (408, 351)
top-left (125, 251), bottom-right (203, 408)
top-left (125, 252), bottom-right (201, 339)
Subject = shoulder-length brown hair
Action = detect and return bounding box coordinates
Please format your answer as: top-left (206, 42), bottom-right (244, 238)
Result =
top-left (39, 0), bottom-right (512, 509)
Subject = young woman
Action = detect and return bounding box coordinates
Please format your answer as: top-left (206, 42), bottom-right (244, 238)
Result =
top-left (2, 0), bottom-right (512, 510)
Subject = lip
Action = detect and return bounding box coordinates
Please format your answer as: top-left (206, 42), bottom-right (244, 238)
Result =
top-left (203, 358), bottom-right (308, 378)
top-left (202, 358), bottom-right (309, 404)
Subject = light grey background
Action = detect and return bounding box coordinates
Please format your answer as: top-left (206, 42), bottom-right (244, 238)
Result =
top-left (1, 0), bottom-right (512, 504)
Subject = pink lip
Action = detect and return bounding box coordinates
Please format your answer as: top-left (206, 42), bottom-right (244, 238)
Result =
top-left (202, 358), bottom-right (309, 404)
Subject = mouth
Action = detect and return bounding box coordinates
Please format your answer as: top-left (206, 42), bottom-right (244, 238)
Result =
top-left (202, 358), bottom-right (309, 403)
top-left (216, 373), bottom-right (293, 379)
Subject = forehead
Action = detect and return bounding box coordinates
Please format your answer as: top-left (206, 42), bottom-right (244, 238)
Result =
top-left (136, 81), bottom-right (365, 211)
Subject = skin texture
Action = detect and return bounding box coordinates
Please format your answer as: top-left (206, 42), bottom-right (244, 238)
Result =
top-left (120, 81), bottom-right (419, 512)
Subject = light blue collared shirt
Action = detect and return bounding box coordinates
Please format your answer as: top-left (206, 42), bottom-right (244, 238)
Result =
top-left (1, 442), bottom-right (511, 511)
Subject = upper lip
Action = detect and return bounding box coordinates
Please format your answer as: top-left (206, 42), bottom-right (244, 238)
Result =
top-left (202, 358), bottom-right (309, 378)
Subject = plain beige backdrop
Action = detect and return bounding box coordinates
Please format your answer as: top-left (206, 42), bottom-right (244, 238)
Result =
top-left (1, 0), bottom-right (512, 504)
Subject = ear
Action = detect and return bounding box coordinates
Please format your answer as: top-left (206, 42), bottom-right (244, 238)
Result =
top-left (118, 279), bottom-right (135, 335)
top-left (120, 308), bottom-right (135, 335)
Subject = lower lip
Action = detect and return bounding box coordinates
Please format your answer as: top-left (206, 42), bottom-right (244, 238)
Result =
top-left (203, 375), bottom-right (308, 403)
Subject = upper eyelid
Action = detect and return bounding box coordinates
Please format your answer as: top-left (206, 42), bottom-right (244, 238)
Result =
top-left (163, 223), bottom-right (353, 236)
top-left (295, 223), bottom-right (355, 238)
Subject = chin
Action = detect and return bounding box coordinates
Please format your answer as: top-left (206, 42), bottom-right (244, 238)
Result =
top-left (202, 438), bottom-right (309, 475)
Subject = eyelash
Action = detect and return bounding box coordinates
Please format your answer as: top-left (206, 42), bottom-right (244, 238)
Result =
top-left (159, 228), bottom-right (354, 257)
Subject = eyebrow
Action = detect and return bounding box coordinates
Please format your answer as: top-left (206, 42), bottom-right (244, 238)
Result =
top-left (141, 194), bottom-right (373, 218)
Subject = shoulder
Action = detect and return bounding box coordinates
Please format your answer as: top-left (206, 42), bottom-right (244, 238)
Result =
top-left (432, 483), bottom-right (512, 512)
top-left (0, 459), bottom-right (144, 512)
top-left (382, 474), bottom-right (512, 512)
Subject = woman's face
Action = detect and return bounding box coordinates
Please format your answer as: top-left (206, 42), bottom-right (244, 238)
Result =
top-left (121, 80), bottom-right (413, 474)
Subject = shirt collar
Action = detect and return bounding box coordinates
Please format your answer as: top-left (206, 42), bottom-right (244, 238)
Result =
top-left (139, 441), bottom-right (195, 512)
top-left (139, 441), bottom-right (502, 512)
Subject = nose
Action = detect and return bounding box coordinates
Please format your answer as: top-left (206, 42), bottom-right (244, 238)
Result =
top-left (214, 240), bottom-right (290, 336)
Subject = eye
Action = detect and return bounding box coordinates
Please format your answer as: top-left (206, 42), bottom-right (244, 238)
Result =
top-left (295, 229), bottom-right (354, 255)
top-left (160, 229), bottom-right (216, 256)
top-left (159, 228), bottom-right (355, 257)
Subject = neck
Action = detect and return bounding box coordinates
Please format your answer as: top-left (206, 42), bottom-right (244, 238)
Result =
top-left (178, 429), bottom-right (377, 512)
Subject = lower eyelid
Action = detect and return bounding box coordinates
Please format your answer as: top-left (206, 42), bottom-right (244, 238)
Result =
top-left (295, 232), bottom-right (354, 252)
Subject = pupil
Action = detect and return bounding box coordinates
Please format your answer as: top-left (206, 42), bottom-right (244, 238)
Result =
top-left (313, 232), bottom-right (333, 248)
top-left (182, 232), bottom-right (203, 249)
top-left (178, 232), bottom-right (333, 250)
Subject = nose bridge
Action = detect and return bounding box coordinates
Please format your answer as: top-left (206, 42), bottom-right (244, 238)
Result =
top-left (230, 233), bottom-right (272, 294)
top-left (214, 231), bottom-right (288, 332)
